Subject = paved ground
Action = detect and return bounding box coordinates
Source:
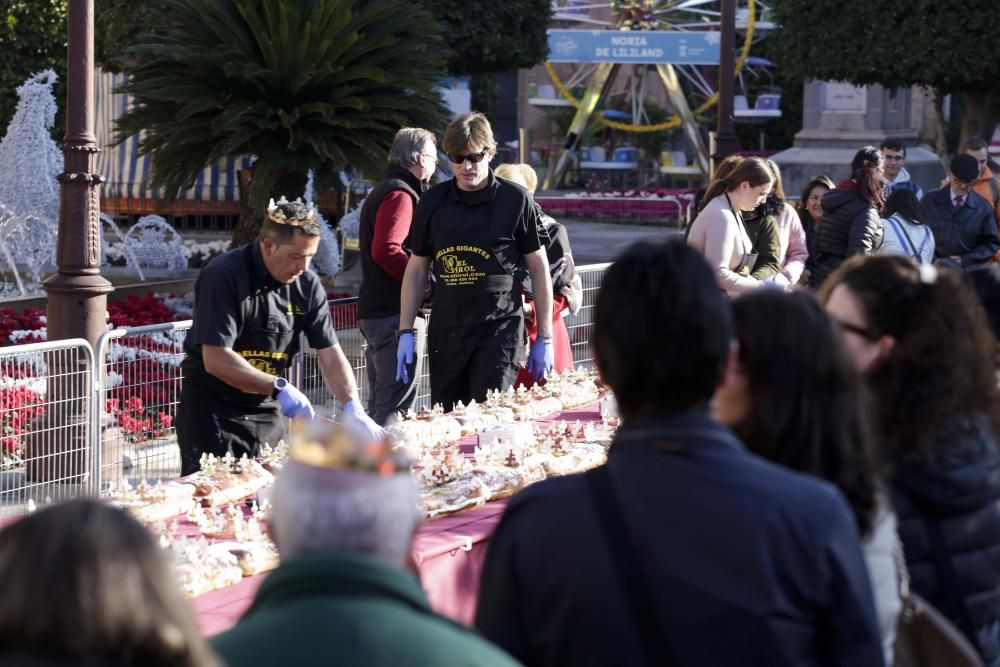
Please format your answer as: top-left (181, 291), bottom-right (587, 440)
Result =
top-left (561, 220), bottom-right (682, 265)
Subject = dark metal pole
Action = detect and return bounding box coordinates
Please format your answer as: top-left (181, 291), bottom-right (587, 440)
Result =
top-left (28, 0), bottom-right (113, 484)
top-left (713, 0), bottom-right (740, 168)
top-left (44, 0), bottom-right (112, 346)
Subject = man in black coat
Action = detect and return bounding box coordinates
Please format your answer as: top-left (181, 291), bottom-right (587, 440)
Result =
top-left (923, 153), bottom-right (1000, 269)
top-left (476, 240), bottom-right (885, 667)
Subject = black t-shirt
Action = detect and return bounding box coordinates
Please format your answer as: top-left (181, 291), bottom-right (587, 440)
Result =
top-left (181, 242), bottom-right (338, 408)
top-left (410, 172), bottom-right (542, 326)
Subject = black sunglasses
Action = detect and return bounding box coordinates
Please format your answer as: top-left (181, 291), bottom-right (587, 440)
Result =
top-left (448, 148), bottom-right (490, 165)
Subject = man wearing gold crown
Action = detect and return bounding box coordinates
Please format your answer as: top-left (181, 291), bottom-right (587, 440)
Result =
top-left (176, 197), bottom-right (382, 475)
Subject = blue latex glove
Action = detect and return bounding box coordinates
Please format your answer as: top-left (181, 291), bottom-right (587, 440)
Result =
top-left (526, 338), bottom-right (554, 382)
top-left (396, 331), bottom-right (415, 383)
top-left (276, 382), bottom-right (315, 420)
top-left (342, 399), bottom-right (385, 441)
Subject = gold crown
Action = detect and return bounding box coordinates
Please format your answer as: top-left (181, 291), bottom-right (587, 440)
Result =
top-left (287, 419), bottom-right (410, 476)
top-left (266, 196), bottom-right (317, 226)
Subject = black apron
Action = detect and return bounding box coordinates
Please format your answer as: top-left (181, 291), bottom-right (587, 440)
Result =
top-left (177, 280), bottom-right (300, 476)
top-left (426, 196), bottom-right (525, 409)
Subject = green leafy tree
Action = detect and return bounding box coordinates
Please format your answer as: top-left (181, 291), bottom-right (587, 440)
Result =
top-left (770, 0), bottom-right (1000, 151)
top-left (0, 0), bottom-right (67, 137)
top-left (114, 0), bottom-right (449, 245)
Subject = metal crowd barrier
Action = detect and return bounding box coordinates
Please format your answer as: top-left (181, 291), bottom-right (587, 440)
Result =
top-left (94, 321), bottom-right (191, 491)
top-left (0, 338), bottom-right (96, 517)
top-left (0, 263), bottom-right (611, 515)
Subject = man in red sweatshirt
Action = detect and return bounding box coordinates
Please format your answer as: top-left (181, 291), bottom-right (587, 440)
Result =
top-left (358, 128), bottom-right (437, 425)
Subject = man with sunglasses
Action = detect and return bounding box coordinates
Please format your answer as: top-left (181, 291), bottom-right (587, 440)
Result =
top-left (395, 112), bottom-right (554, 411)
top-left (922, 153), bottom-right (1000, 269)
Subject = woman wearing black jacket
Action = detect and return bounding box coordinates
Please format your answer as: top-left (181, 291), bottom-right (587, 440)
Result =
top-left (809, 146), bottom-right (886, 288)
top-left (821, 256), bottom-right (1000, 667)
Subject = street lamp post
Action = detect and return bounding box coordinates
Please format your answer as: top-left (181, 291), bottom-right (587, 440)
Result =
top-left (713, 0), bottom-right (740, 170)
top-left (28, 0), bottom-right (113, 483)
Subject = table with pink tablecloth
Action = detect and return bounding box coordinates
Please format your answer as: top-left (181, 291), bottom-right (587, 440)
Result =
top-left (191, 402), bottom-right (603, 636)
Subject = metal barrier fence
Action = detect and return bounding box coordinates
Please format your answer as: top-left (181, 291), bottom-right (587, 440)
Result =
top-left (94, 321), bottom-right (191, 490)
top-left (0, 339), bottom-right (96, 517)
top-left (0, 263), bottom-right (610, 515)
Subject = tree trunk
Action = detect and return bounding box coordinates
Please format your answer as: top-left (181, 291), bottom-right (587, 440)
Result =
top-left (960, 88), bottom-right (1000, 150)
top-left (931, 89), bottom-right (950, 169)
top-left (232, 165), bottom-right (309, 247)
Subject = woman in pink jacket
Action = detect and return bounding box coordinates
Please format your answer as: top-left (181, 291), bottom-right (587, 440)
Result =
top-left (687, 157), bottom-right (774, 295)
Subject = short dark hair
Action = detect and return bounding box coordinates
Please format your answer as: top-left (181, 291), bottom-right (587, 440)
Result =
top-left (730, 290), bottom-right (881, 536)
top-left (0, 499), bottom-right (218, 666)
top-left (883, 188), bottom-right (926, 225)
top-left (962, 136), bottom-right (988, 152)
top-left (592, 240), bottom-right (731, 417)
top-left (879, 137), bottom-right (906, 156)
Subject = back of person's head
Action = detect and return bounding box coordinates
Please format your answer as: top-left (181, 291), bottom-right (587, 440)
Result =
top-left (849, 146), bottom-right (886, 212)
top-left (966, 264), bottom-right (1000, 342)
top-left (819, 256), bottom-right (1000, 455)
top-left (387, 127), bottom-right (436, 169)
top-left (494, 163), bottom-right (529, 190)
top-left (702, 156), bottom-right (773, 204)
top-left (0, 499), bottom-right (217, 667)
top-left (728, 290), bottom-right (880, 535)
top-left (883, 188), bottom-right (926, 225)
top-left (879, 136), bottom-right (906, 156)
top-left (270, 436), bottom-right (420, 567)
top-left (443, 111), bottom-right (495, 157)
top-left (517, 163), bottom-right (539, 194)
top-left (962, 136), bottom-right (988, 153)
top-left (592, 240), bottom-right (731, 417)
top-left (259, 197), bottom-right (321, 245)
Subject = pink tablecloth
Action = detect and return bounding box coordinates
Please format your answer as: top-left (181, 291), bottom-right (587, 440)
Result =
top-left (190, 499), bottom-right (508, 636)
top-left (190, 402), bottom-right (602, 636)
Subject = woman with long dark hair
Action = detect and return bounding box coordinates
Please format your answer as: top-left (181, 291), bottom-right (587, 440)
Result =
top-left (809, 147), bottom-right (886, 288)
top-left (798, 175), bottom-right (836, 285)
top-left (687, 156), bottom-right (774, 295)
top-left (714, 289), bottom-right (899, 664)
top-left (878, 188), bottom-right (935, 264)
top-left (820, 256), bottom-right (1000, 666)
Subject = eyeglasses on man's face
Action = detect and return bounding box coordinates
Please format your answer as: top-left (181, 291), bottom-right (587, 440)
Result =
top-left (448, 148), bottom-right (490, 165)
top-left (883, 154), bottom-right (905, 162)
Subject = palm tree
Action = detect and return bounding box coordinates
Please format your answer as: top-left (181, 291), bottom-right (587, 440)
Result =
top-left (115, 0), bottom-right (448, 245)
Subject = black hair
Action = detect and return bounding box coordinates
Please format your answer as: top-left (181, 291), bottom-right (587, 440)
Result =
top-left (730, 290), bottom-right (881, 536)
top-left (593, 240), bottom-right (731, 417)
top-left (962, 136), bottom-right (988, 152)
top-left (966, 264), bottom-right (1000, 341)
top-left (879, 137), bottom-right (906, 156)
top-left (883, 189), bottom-right (927, 225)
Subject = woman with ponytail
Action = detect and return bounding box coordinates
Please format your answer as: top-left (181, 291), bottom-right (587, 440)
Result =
top-left (686, 156), bottom-right (774, 295)
top-left (809, 146), bottom-right (886, 288)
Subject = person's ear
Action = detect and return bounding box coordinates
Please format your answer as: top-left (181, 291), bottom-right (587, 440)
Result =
top-left (874, 335), bottom-right (896, 361)
top-left (717, 340), bottom-right (740, 391)
top-left (261, 237), bottom-right (276, 257)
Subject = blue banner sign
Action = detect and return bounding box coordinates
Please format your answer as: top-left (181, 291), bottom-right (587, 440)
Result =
top-left (547, 30), bottom-right (720, 65)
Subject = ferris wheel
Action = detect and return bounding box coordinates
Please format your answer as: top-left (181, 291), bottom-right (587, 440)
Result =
top-left (542, 0), bottom-right (776, 188)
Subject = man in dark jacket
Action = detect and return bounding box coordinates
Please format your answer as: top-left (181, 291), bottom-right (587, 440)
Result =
top-left (358, 127), bottom-right (436, 425)
top-left (211, 425), bottom-right (518, 667)
top-left (923, 153), bottom-right (1000, 270)
top-left (476, 240), bottom-right (885, 667)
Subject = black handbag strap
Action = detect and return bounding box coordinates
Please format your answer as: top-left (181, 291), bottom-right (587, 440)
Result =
top-left (586, 464), bottom-right (678, 666)
top-left (923, 517), bottom-right (979, 643)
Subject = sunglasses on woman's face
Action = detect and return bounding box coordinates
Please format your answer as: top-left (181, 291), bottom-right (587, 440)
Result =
top-left (448, 148), bottom-right (490, 165)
